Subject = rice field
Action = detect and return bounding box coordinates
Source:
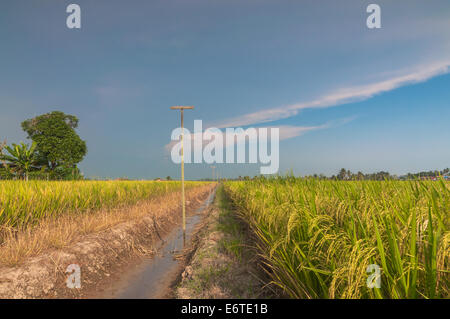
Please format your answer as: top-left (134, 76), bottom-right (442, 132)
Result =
top-left (0, 180), bottom-right (205, 228)
top-left (224, 178), bottom-right (449, 299)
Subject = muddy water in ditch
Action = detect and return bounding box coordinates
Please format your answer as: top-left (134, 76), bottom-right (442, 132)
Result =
top-left (99, 190), bottom-right (215, 299)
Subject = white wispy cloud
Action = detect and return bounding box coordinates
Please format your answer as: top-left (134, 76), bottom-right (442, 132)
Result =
top-left (164, 117), bottom-right (355, 152)
top-left (164, 61), bottom-right (448, 153)
top-left (211, 61), bottom-right (450, 128)
top-left (164, 125), bottom-right (320, 151)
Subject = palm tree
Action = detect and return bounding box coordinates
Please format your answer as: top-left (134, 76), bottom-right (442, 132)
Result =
top-left (0, 142), bottom-right (38, 181)
top-left (338, 168), bottom-right (347, 180)
top-left (357, 171), bottom-right (365, 180)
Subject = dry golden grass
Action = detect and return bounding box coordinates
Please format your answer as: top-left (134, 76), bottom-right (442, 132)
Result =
top-left (0, 184), bottom-right (214, 267)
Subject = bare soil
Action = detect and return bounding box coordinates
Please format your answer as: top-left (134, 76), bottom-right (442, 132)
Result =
top-left (175, 187), bottom-right (274, 299)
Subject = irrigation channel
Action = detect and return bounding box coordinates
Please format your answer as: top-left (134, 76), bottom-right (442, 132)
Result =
top-left (97, 189), bottom-right (216, 299)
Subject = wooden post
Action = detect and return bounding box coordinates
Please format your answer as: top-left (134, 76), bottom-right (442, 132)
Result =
top-left (181, 109), bottom-right (185, 237)
top-left (170, 106), bottom-right (194, 242)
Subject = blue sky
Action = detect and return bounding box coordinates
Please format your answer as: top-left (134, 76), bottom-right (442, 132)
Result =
top-left (1, 0), bottom-right (449, 179)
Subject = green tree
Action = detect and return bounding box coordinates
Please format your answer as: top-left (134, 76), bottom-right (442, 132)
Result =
top-left (0, 142), bottom-right (38, 180)
top-left (337, 168), bottom-right (347, 180)
top-left (0, 140), bottom-right (12, 179)
top-left (357, 171), bottom-right (365, 180)
top-left (21, 111), bottom-right (87, 170)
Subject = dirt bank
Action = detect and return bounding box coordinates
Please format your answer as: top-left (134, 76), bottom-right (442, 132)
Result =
top-left (91, 190), bottom-right (216, 299)
top-left (0, 184), bottom-right (215, 299)
top-left (175, 186), bottom-right (273, 299)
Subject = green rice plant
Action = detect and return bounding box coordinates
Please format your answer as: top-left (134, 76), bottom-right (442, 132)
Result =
top-left (0, 180), bottom-right (206, 228)
top-left (224, 178), bottom-right (449, 299)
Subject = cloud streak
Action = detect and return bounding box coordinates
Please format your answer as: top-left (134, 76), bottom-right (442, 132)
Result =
top-left (211, 61), bottom-right (450, 128)
top-left (164, 117), bottom-right (355, 153)
top-left (164, 61), bottom-right (449, 153)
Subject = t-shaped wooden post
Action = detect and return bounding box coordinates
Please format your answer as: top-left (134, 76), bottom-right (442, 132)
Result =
top-left (170, 106), bottom-right (194, 242)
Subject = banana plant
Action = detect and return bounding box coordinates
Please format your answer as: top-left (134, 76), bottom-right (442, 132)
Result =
top-left (0, 142), bottom-right (38, 181)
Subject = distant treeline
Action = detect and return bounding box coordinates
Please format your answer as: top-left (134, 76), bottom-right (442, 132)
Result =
top-left (223, 167), bottom-right (450, 181)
